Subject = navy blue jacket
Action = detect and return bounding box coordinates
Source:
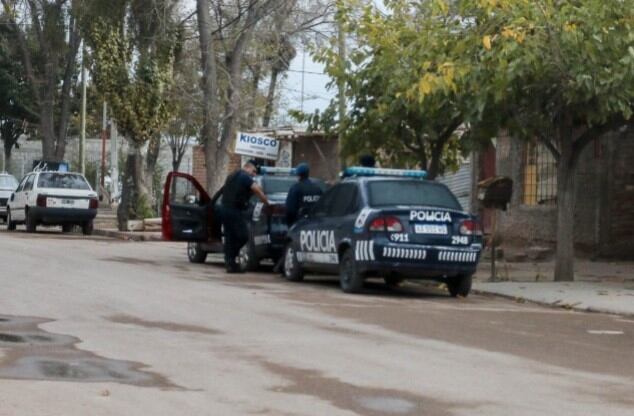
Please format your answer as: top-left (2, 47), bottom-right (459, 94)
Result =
top-left (285, 178), bottom-right (323, 225)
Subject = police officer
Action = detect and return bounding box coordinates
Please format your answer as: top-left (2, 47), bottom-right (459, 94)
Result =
top-left (273, 163), bottom-right (322, 274)
top-left (220, 160), bottom-right (269, 273)
top-left (359, 154), bottom-right (376, 168)
top-left (285, 163), bottom-right (323, 226)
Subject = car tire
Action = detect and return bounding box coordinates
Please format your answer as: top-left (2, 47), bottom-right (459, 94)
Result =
top-left (384, 276), bottom-right (404, 288)
top-left (187, 242), bottom-right (208, 263)
top-left (25, 209), bottom-right (37, 233)
top-left (339, 248), bottom-right (364, 294)
top-left (62, 224), bottom-right (74, 233)
top-left (82, 221), bottom-right (93, 236)
top-left (238, 237), bottom-right (259, 272)
top-left (283, 243), bottom-right (304, 282)
top-left (6, 209), bottom-right (16, 231)
top-left (447, 274), bottom-right (472, 297)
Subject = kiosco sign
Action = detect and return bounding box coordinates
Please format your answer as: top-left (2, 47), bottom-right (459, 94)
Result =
top-left (234, 132), bottom-right (280, 160)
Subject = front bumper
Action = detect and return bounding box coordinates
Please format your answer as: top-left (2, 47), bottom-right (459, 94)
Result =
top-left (30, 207), bottom-right (97, 224)
top-left (355, 242), bottom-right (481, 278)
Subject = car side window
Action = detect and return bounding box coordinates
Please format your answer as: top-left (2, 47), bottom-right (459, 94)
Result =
top-left (23, 175), bottom-right (35, 192)
top-left (16, 176), bottom-right (27, 192)
top-left (312, 187), bottom-right (339, 217)
top-left (328, 184), bottom-right (360, 217)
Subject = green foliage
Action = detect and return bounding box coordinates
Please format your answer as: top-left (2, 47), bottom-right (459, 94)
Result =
top-left (81, 0), bottom-right (179, 146)
top-left (312, 1), bottom-right (473, 177)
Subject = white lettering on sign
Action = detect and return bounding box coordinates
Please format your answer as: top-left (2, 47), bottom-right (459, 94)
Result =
top-left (303, 195), bottom-right (320, 203)
top-left (235, 132), bottom-right (280, 160)
top-left (300, 230), bottom-right (336, 253)
top-left (409, 210), bottom-right (452, 222)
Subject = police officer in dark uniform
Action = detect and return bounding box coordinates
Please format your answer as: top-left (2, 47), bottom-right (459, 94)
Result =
top-left (359, 154), bottom-right (376, 168)
top-left (285, 163), bottom-right (323, 226)
top-left (220, 160), bottom-right (269, 273)
top-left (273, 163), bottom-right (322, 274)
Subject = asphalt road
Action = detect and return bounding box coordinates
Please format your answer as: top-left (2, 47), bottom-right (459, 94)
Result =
top-left (0, 227), bottom-right (633, 416)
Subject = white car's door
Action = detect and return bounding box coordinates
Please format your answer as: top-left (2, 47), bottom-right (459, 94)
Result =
top-left (12, 174), bottom-right (34, 221)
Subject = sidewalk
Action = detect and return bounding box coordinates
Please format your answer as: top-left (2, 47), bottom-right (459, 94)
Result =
top-left (473, 258), bottom-right (634, 316)
top-left (93, 228), bottom-right (163, 242)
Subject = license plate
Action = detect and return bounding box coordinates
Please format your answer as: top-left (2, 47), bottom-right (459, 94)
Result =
top-left (47, 198), bottom-right (88, 208)
top-left (414, 224), bottom-right (448, 235)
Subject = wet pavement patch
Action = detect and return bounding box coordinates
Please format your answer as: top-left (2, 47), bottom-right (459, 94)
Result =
top-left (257, 358), bottom-right (461, 416)
top-left (0, 314), bottom-right (177, 388)
top-left (107, 314), bottom-right (222, 336)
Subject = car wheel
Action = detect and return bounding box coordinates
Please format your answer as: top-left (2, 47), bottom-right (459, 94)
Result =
top-left (187, 242), bottom-right (208, 263)
top-left (6, 209), bottom-right (16, 231)
top-left (62, 224), bottom-right (74, 233)
top-left (238, 238), bottom-right (259, 272)
top-left (25, 209), bottom-right (37, 233)
top-left (81, 221), bottom-right (93, 236)
top-left (447, 274), bottom-right (472, 297)
top-left (283, 243), bottom-right (304, 282)
top-left (384, 276), bottom-right (404, 288)
top-left (339, 248), bottom-right (364, 294)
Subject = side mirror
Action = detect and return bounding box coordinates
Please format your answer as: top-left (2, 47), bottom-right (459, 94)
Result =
top-left (10, 193), bottom-right (14, 201)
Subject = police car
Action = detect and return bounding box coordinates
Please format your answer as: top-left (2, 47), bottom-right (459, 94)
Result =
top-left (161, 167), bottom-right (326, 270)
top-left (282, 167), bottom-right (483, 296)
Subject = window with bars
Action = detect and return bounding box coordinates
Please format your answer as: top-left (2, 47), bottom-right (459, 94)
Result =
top-left (522, 141), bottom-right (557, 206)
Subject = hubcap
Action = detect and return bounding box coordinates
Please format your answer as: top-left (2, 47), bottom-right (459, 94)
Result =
top-left (238, 245), bottom-right (248, 267)
top-left (188, 243), bottom-right (197, 258)
top-left (284, 247), bottom-right (294, 276)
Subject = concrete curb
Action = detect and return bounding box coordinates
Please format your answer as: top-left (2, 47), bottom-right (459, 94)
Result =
top-left (471, 286), bottom-right (634, 318)
top-left (93, 228), bottom-right (163, 242)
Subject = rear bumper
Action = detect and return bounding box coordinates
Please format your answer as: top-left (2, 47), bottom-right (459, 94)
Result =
top-left (356, 242), bottom-right (481, 278)
top-left (30, 207), bottom-right (97, 224)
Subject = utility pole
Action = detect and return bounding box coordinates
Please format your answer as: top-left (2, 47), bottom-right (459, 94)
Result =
top-left (110, 119), bottom-right (119, 204)
top-left (98, 101), bottom-right (107, 198)
top-left (79, 43), bottom-right (87, 175)
top-left (337, 6), bottom-right (346, 169)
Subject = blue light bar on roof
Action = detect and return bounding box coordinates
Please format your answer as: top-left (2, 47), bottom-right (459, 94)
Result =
top-left (342, 166), bottom-right (428, 179)
top-left (259, 166), bottom-right (297, 175)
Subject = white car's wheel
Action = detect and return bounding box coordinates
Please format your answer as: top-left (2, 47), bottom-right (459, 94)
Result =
top-left (6, 209), bottom-right (16, 231)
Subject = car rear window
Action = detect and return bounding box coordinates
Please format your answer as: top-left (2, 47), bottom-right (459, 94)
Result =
top-left (367, 180), bottom-right (462, 210)
top-left (262, 177), bottom-right (327, 194)
top-left (0, 175), bottom-right (18, 189)
top-left (37, 173), bottom-right (91, 190)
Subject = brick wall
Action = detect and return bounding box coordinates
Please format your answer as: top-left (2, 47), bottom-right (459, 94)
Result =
top-left (192, 145), bottom-right (206, 189)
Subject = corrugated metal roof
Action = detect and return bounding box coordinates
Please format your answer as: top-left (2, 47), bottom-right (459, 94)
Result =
top-left (437, 162), bottom-right (472, 212)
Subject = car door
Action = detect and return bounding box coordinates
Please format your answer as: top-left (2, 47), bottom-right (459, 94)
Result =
top-left (14, 174), bottom-right (34, 221)
top-left (9, 176), bottom-right (27, 220)
top-left (161, 172), bottom-right (214, 241)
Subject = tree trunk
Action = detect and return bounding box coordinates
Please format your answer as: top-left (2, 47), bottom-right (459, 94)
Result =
top-left (263, 68), bottom-right (280, 128)
top-left (554, 144), bottom-right (576, 282)
top-left (144, 134), bottom-right (161, 202)
top-left (197, 0), bottom-right (220, 192)
top-left (117, 144), bottom-right (151, 230)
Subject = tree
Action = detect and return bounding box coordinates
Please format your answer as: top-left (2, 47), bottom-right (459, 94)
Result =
top-left (312, 1), bottom-right (471, 178)
top-left (454, 0), bottom-right (634, 281)
top-left (82, 0), bottom-right (180, 229)
top-left (0, 0), bottom-right (81, 162)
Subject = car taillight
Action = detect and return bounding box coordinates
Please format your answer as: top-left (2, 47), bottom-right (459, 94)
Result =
top-left (369, 216), bottom-right (403, 232)
top-left (89, 198), bottom-right (98, 209)
top-left (36, 194), bottom-right (47, 207)
top-left (263, 204), bottom-right (285, 216)
top-left (459, 219), bottom-right (482, 236)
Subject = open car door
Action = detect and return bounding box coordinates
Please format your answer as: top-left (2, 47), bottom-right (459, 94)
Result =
top-left (162, 172), bottom-right (212, 241)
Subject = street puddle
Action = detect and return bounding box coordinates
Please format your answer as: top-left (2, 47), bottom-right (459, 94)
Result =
top-left (256, 358), bottom-right (462, 416)
top-left (0, 314), bottom-right (177, 388)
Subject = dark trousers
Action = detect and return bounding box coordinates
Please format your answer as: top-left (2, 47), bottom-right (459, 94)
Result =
top-left (220, 206), bottom-right (248, 264)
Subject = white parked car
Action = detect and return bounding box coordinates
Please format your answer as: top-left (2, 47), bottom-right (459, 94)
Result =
top-left (6, 171), bottom-right (98, 234)
top-left (0, 172), bottom-right (19, 223)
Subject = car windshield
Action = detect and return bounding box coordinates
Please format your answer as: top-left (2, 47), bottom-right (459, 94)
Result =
top-left (0, 175), bottom-right (18, 189)
top-left (37, 173), bottom-right (91, 190)
top-left (367, 180), bottom-right (462, 210)
top-left (262, 177), bottom-right (327, 195)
